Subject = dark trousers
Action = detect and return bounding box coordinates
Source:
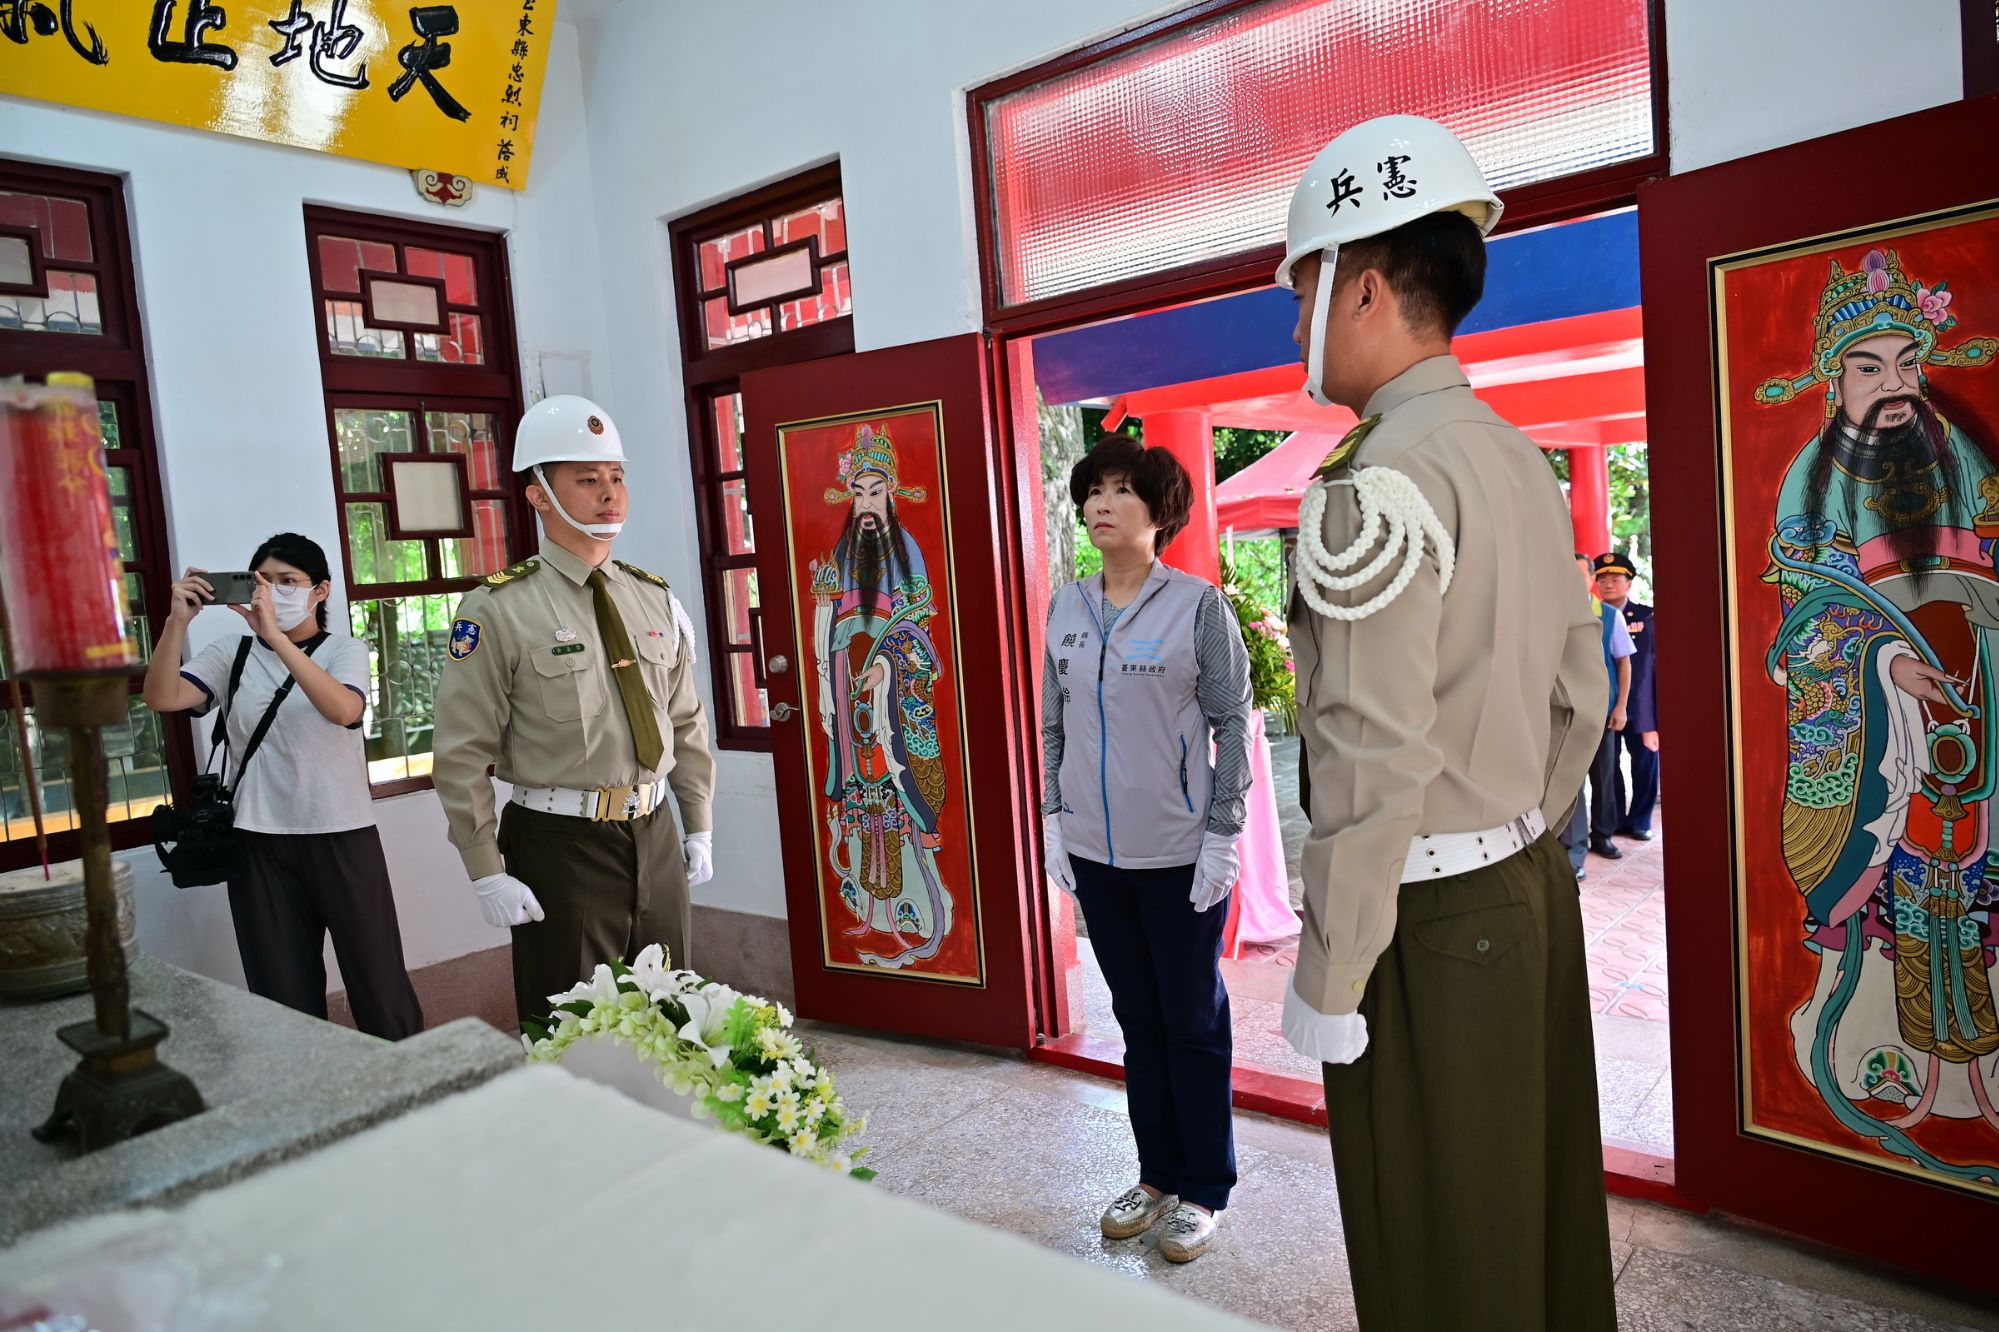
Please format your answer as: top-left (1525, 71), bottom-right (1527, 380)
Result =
top-left (1559, 793), bottom-right (1588, 875)
top-left (1588, 727), bottom-right (1623, 843)
top-left (499, 802), bottom-right (690, 1032)
top-left (228, 828), bottom-right (424, 1041)
top-left (1072, 854), bottom-right (1237, 1211)
top-left (1321, 834), bottom-right (1616, 1331)
top-left (1616, 729), bottom-right (1660, 834)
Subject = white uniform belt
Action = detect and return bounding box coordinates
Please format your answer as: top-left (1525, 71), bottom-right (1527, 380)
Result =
top-left (511, 781), bottom-right (667, 823)
top-left (1402, 809), bottom-right (1547, 883)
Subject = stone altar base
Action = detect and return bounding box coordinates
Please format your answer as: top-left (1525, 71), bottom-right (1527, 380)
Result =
top-left (0, 956), bottom-right (519, 1246)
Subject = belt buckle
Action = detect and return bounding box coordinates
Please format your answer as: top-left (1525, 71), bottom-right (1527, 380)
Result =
top-left (1506, 814), bottom-right (1534, 846)
top-left (595, 783), bottom-right (637, 822)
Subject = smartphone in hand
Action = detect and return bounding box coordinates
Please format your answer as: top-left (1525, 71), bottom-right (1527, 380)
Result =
top-left (207, 572), bottom-right (260, 605)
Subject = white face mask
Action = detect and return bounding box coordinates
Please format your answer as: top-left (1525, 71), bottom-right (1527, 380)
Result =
top-left (270, 583), bottom-right (316, 632)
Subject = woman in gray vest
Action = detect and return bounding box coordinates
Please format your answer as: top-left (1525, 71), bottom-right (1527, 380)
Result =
top-left (1041, 437), bottom-right (1253, 1263)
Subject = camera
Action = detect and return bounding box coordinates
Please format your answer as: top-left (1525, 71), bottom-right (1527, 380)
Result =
top-left (150, 774), bottom-right (245, 888)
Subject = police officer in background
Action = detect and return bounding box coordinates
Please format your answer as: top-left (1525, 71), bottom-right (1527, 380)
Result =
top-left (1593, 552), bottom-right (1658, 841)
top-left (433, 395), bottom-right (717, 1030)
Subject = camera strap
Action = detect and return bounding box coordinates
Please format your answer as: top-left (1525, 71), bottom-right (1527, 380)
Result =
top-left (207, 632), bottom-right (330, 790)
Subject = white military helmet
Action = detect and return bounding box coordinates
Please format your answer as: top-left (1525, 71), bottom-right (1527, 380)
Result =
top-left (1275, 115), bottom-right (1502, 406)
top-left (514, 394), bottom-right (627, 539)
top-left (512, 394), bottom-right (626, 472)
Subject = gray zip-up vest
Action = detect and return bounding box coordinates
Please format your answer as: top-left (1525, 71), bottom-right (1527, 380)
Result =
top-left (1048, 564), bottom-right (1213, 869)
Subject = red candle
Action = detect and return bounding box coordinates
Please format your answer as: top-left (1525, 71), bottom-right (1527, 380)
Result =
top-left (0, 374), bottom-right (138, 675)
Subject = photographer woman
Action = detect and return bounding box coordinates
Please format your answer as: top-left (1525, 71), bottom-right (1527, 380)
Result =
top-left (143, 532), bottom-right (423, 1039)
top-left (1041, 438), bottom-right (1252, 1264)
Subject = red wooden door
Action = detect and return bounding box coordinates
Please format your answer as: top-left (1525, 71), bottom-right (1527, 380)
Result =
top-left (1643, 93), bottom-right (1999, 1294)
top-left (741, 334), bottom-right (1042, 1047)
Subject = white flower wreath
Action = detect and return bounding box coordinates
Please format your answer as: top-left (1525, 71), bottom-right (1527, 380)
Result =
top-left (523, 943), bottom-right (874, 1178)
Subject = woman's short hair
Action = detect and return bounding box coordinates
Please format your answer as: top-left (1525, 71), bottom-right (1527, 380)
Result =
top-left (249, 531), bottom-right (332, 631)
top-left (1069, 436), bottom-right (1194, 555)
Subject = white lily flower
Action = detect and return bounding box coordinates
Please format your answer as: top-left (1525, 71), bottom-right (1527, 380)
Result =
top-left (547, 963), bottom-right (621, 1009)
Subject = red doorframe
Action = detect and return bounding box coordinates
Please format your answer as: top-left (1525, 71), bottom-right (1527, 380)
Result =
top-left (1641, 92), bottom-right (1999, 1295)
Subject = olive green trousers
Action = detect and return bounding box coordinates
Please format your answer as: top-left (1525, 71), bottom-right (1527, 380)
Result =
top-left (1321, 832), bottom-right (1618, 1331)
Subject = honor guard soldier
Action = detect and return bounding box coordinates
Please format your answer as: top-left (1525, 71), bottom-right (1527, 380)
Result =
top-left (1593, 551), bottom-right (1659, 840)
top-left (1274, 116), bottom-right (1617, 1329)
top-left (433, 395), bottom-right (717, 1030)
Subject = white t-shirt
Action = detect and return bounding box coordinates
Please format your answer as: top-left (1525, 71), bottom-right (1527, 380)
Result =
top-left (182, 632), bottom-right (376, 835)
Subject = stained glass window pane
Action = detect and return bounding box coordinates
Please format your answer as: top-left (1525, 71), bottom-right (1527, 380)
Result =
top-left (326, 298), bottom-right (407, 358)
top-left (440, 501), bottom-right (511, 579)
top-left (733, 246), bottom-right (816, 308)
top-left (346, 502), bottom-right (427, 585)
top-left (698, 225), bottom-right (765, 294)
top-left (984, 0), bottom-right (1655, 305)
top-left (0, 235), bottom-right (30, 286)
top-left (705, 296), bottom-right (771, 350)
top-left (107, 465), bottom-right (137, 562)
top-left (0, 698), bottom-right (170, 845)
top-left (721, 479), bottom-right (754, 554)
top-left (0, 192), bottom-right (91, 261)
top-left (335, 407), bottom-right (415, 491)
top-left (405, 246), bottom-right (479, 305)
top-left (0, 270), bottom-right (101, 334)
top-left (349, 593), bottom-right (458, 786)
top-left (318, 235), bottom-right (398, 294)
top-left (722, 568), bottom-right (757, 646)
top-left (712, 393), bottom-right (744, 472)
top-left (728, 651), bottom-right (768, 729)
top-left (428, 411), bottom-right (501, 489)
top-left (389, 459), bottom-right (466, 532)
top-left (414, 313), bottom-right (483, 364)
top-left (97, 399), bottom-right (120, 449)
top-left (368, 277), bottom-right (443, 329)
top-left (778, 261), bottom-right (851, 333)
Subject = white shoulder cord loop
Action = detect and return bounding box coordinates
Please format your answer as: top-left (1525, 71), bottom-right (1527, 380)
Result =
top-left (1293, 468), bottom-right (1455, 622)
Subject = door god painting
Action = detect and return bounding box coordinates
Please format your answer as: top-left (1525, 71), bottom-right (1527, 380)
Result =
top-left (1719, 204), bottom-right (1999, 1196)
top-left (779, 405), bottom-right (983, 984)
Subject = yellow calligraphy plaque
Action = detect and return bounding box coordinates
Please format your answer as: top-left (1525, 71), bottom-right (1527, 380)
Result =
top-left (0, 0), bottom-right (557, 189)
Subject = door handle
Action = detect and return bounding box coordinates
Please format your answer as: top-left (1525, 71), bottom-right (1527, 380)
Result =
top-left (771, 702), bottom-right (797, 722)
top-left (768, 654), bottom-right (790, 676)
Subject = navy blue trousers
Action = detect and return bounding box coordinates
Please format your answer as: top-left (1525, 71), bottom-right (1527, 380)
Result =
top-left (1615, 730), bottom-right (1660, 835)
top-left (1072, 854), bottom-right (1238, 1211)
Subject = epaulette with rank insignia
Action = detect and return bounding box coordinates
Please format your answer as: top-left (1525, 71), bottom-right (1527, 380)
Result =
top-left (483, 557), bottom-right (540, 588)
top-left (1311, 414), bottom-right (1383, 480)
top-left (615, 560), bottom-right (671, 590)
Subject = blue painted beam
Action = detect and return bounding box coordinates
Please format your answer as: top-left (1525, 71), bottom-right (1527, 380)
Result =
top-left (1032, 209), bottom-right (1640, 405)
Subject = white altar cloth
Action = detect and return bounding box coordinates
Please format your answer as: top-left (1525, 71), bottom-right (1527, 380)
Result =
top-left (0, 1066), bottom-right (1255, 1330)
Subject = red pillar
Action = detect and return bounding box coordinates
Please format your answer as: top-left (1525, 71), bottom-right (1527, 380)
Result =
top-left (1569, 444), bottom-right (1612, 558)
top-left (1145, 409), bottom-right (1219, 582)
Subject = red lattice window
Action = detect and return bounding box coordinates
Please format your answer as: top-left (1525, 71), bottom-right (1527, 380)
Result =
top-left (0, 160), bottom-right (189, 872)
top-left (671, 165), bottom-right (855, 751)
top-left (976, 0), bottom-right (1660, 310)
top-left (305, 207), bottom-right (532, 793)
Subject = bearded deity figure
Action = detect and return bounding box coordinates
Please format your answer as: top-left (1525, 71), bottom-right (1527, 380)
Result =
top-left (1761, 247), bottom-right (1999, 1183)
top-left (809, 424), bottom-right (953, 970)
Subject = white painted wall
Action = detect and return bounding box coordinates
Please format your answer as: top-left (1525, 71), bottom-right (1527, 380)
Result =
top-left (1, 22), bottom-right (614, 988)
top-left (1665, 0), bottom-right (1963, 172)
top-left (2, 0), bottom-right (1977, 989)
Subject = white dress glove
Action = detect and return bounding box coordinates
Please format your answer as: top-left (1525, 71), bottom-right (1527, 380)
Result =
top-left (683, 831), bottom-right (714, 887)
top-left (1043, 813), bottom-right (1076, 896)
top-left (1282, 982), bottom-right (1370, 1065)
top-left (473, 872), bottom-right (545, 929)
top-left (1189, 830), bottom-right (1241, 913)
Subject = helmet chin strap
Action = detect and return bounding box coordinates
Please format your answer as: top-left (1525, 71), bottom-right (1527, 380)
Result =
top-left (1304, 245), bottom-right (1340, 408)
top-left (533, 464), bottom-right (623, 539)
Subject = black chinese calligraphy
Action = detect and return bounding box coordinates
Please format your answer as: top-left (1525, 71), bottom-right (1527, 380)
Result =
top-left (149, 0), bottom-right (236, 69)
top-left (498, 111), bottom-right (520, 131)
top-left (495, 139), bottom-right (514, 161)
top-left (1, 0), bottom-right (107, 64)
top-left (267, 0), bottom-right (367, 90)
top-left (389, 4), bottom-right (470, 122)
top-left (1378, 155), bottom-right (1417, 201)
top-left (1323, 168), bottom-right (1363, 216)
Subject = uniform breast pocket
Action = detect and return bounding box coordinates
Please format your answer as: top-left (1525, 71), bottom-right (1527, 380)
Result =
top-left (531, 649), bottom-right (602, 722)
top-left (635, 633), bottom-right (675, 706)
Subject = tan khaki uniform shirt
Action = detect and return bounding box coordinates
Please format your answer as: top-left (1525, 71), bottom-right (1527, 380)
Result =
top-left (433, 540), bottom-right (716, 880)
top-left (1290, 355), bottom-right (1604, 1016)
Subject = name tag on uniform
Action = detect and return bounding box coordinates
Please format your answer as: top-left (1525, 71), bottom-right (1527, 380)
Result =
top-left (552, 643), bottom-right (585, 656)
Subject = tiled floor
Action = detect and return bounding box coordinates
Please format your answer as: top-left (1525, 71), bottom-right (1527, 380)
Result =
top-left (794, 1020), bottom-right (1999, 1332)
top-left (1073, 731), bottom-right (1675, 1156)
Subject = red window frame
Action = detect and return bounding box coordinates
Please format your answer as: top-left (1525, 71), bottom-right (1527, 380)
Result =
top-left (0, 158), bottom-right (191, 871)
top-left (303, 205), bottom-right (532, 797)
top-left (669, 164), bottom-right (855, 753)
top-left (967, 0), bottom-right (1671, 335)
